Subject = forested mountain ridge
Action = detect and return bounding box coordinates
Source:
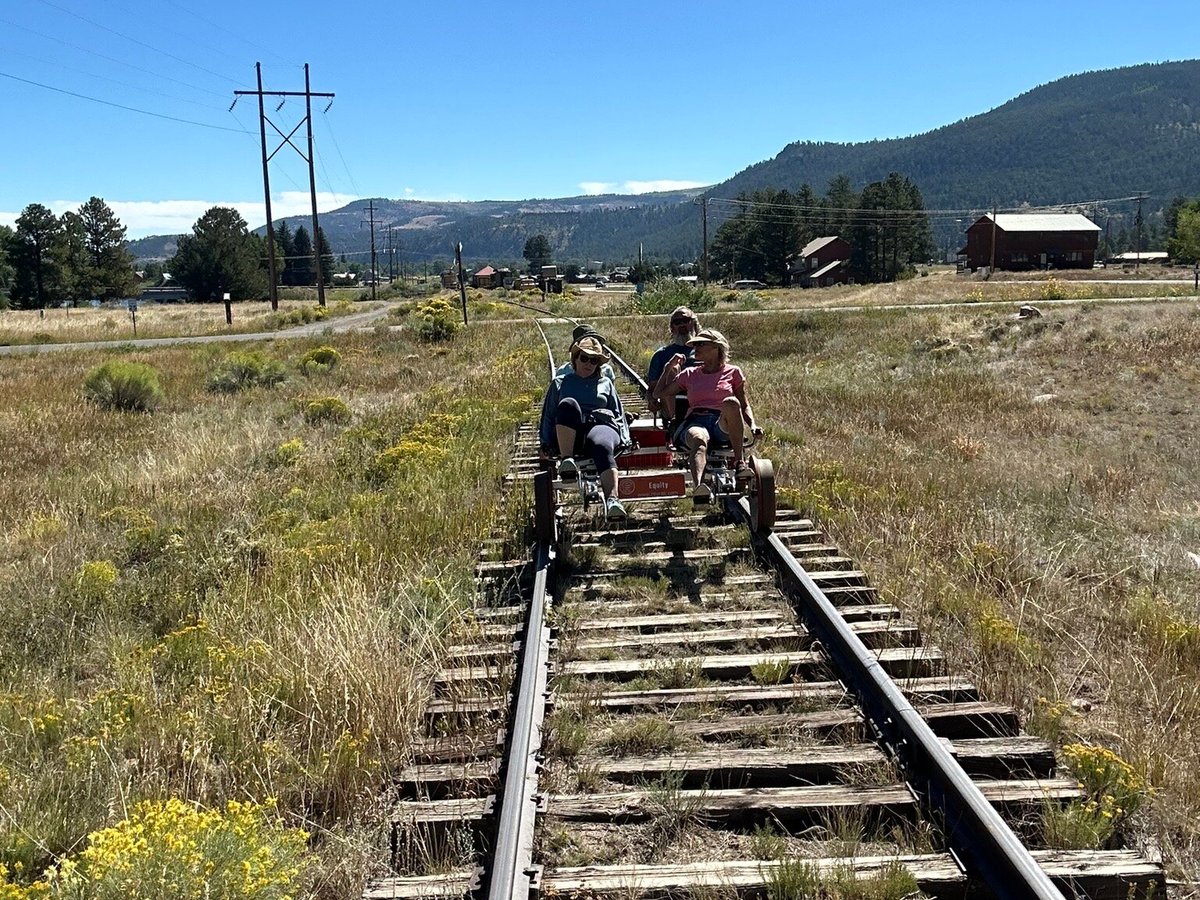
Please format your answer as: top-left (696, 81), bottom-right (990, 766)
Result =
top-left (721, 60), bottom-right (1200, 210)
top-left (131, 60), bottom-right (1200, 266)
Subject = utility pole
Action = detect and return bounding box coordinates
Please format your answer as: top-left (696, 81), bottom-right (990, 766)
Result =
top-left (455, 242), bottom-right (468, 325)
top-left (304, 64), bottom-right (327, 307)
top-left (252, 63), bottom-right (278, 309)
top-left (363, 200), bottom-right (378, 301)
top-left (989, 204), bottom-right (998, 278)
top-left (697, 197), bottom-right (709, 287)
top-left (385, 226), bottom-right (395, 281)
top-left (1134, 192), bottom-right (1148, 273)
top-left (233, 63), bottom-right (334, 309)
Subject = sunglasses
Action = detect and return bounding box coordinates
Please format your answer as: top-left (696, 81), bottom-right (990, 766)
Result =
top-left (578, 353), bottom-right (604, 364)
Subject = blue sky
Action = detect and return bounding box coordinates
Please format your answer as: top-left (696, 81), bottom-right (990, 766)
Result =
top-left (2, 0), bottom-right (1198, 238)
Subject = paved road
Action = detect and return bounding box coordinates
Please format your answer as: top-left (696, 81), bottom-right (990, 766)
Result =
top-left (0, 303), bottom-right (394, 357)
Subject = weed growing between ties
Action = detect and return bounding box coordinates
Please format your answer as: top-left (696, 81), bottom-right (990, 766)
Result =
top-left (713, 302), bottom-right (1200, 881)
top-left (0, 325), bottom-right (545, 895)
top-left (766, 858), bottom-right (920, 900)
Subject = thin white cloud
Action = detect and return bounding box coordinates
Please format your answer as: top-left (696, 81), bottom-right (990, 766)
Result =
top-left (579, 182), bottom-right (617, 195)
top-left (579, 179), bottom-right (708, 196)
top-left (10, 193), bottom-right (359, 239)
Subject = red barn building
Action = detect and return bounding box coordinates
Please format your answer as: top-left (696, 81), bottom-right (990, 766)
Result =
top-left (962, 213), bottom-right (1100, 271)
top-left (788, 236), bottom-right (852, 287)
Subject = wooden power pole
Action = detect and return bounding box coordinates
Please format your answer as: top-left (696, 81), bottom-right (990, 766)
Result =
top-left (233, 63), bottom-right (335, 308)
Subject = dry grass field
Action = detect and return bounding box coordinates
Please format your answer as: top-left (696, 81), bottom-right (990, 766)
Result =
top-left (0, 293), bottom-right (373, 346)
top-left (687, 301), bottom-right (1199, 889)
top-left (0, 324), bottom-right (545, 896)
top-left (1, 291), bottom-right (1198, 896)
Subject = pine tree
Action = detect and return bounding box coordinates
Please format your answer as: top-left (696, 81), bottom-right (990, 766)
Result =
top-left (292, 226), bottom-right (315, 286)
top-left (274, 221), bottom-right (295, 286)
top-left (10, 204), bottom-right (66, 310)
top-left (77, 197), bottom-right (137, 301)
top-left (170, 207), bottom-right (267, 301)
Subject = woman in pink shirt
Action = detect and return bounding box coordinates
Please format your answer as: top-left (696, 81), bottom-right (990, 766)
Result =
top-left (651, 328), bottom-right (762, 502)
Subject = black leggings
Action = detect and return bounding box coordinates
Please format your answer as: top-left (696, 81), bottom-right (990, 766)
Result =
top-left (556, 398), bottom-right (620, 474)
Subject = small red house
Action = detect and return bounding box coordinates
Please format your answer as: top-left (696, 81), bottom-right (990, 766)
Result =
top-left (962, 214), bottom-right (1100, 271)
top-left (472, 265), bottom-right (498, 289)
top-left (788, 236), bottom-right (851, 287)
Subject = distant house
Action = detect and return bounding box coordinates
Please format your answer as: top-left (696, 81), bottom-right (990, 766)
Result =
top-left (1112, 251), bottom-right (1169, 264)
top-left (962, 214), bottom-right (1100, 271)
top-left (331, 272), bottom-right (359, 286)
top-left (472, 265), bottom-right (498, 289)
top-left (441, 270), bottom-right (459, 289)
top-left (139, 286), bottom-right (190, 302)
top-left (788, 236), bottom-right (852, 287)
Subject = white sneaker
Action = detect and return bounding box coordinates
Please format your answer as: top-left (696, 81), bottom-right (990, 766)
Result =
top-left (605, 497), bottom-right (627, 519)
top-left (557, 457), bottom-right (578, 478)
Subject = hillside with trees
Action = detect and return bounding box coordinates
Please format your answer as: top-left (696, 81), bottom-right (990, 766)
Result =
top-left (123, 60), bottom-right (1200, 269)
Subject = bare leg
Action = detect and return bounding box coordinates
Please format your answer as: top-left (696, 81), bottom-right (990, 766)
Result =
top-left (600, 468), bottom-right (617, 499)
top-left (719, 397), bottom-right (745, 466)
top-left (556, 424), bottom-right (577, 458)
top-left (686, 426), bottom-right (709, 488)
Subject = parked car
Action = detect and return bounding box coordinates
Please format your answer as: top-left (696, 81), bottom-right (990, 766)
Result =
top-left (594, 277), bottom-right (608, 288)
top-left (732, 279), bottom-right (766, 290)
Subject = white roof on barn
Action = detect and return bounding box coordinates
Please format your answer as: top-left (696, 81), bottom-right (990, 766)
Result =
top-left (799, 236), bottom-right (842, 256)
top-left (982, 213), bottom-right (1100, 233)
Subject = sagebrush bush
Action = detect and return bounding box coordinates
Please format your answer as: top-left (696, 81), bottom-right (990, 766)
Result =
top-left (266, 305), bottom-right (328, 329)
top-left (303, 396), bottom-right (352, 426)
top-left (82, 361), bottom-right (163, 412)
top-left (205, 350), bottom-right (287, 393)
top-left (630, 278), bottom-right (717, 315)
top-left (299, 345), bottom-right (341, 375)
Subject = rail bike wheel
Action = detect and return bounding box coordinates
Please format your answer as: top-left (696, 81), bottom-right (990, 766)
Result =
top-left (748, 456), bottom-right (775, 533)
top-left (533, 470), bottom-right (557, 545)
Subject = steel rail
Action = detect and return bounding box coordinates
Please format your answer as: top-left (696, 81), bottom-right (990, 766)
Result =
top-left (483, 535), bottom-right (553, 900)
top-left (737, 495), bottom-right (1068, 900)
top-left (482, 332), bottom-right (557, 900)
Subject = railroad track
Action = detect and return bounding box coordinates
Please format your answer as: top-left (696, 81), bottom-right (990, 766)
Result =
top-left (366, 330), bottom-right (1163, 900)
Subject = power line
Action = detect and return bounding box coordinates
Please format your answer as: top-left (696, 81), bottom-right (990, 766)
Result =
top-left (0, 40), bottom-right (221, 109)
top-left (0, 69), bottom-right (252, 133)
top-left (320, 109), bottom-right (361, 199)
top-left (0, 15), bottom-right (229, 98)
top-left (34, 0), bottom-right (241, 86)
top-left (162, 0), bottom-right (300, 69)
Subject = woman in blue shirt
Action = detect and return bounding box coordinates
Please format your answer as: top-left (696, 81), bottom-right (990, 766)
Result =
top-left (539, 336), bottom-right (630, 519)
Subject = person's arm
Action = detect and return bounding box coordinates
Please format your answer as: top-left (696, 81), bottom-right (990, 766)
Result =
top-left (733, 370), bottom-right (762, 434)
top-left (651, 354), bottom-right (687, 404)
top-left (608, 383), bottom-right (631, 446)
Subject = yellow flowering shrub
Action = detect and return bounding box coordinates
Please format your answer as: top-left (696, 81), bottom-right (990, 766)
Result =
top-left (48, 798), bottom-right (309, 899)
top-left (1046, 743), bottom-right (1148, 850)
top-left (1061, 742), bottom-right (1146, 817)
top-left (415, 297), bottom-right (461, 342)
top-left (75, 562), bottom-right (118, 602)
top-left (268, 439), bottom-right (304, 468)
